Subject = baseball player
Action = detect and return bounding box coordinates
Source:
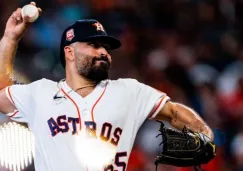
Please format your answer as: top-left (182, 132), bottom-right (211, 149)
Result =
top-left (0, 2), bottom-right (215, 171)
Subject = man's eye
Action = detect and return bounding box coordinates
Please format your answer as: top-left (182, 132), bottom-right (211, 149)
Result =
top-left (88, 42), bottom-right (110, 51)
top-left (103, 45), bottom-right (110, 50)
top-left (88, 42), bottom-right (96, 47)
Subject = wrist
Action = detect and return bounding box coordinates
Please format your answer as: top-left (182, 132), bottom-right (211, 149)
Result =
top-left (2, 32), bottom-right (20, 43)
top-left (202, 129), bottom-right (214, 141)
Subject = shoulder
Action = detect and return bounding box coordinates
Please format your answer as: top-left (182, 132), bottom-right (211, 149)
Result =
top-left (12, 78), bottom-right (58, 94)
top-left (7, 78), bottom-right (58, 100)
top-left (107, 78), bottom-right (165, 95)
top-left (108, 78), bottom-right (141, 88)
top-left (107, 78), bottom-right (144, 95)
top-left (38, 78), bottom-right (58, 86)
top-left (27, 78), bottom-right (57, 88)
top-left (27, 78), bottom-right (58, 98)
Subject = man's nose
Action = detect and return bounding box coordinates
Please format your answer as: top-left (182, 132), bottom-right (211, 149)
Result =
top-left (97, 47), bottom-right (108, 56)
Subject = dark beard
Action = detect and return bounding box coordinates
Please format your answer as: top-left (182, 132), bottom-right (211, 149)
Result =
top-left (77, 55), bottom-right (110, 84)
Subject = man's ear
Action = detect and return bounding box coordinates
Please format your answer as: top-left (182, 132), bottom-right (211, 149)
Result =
top-left (64, 46), bottom-right (75, 62)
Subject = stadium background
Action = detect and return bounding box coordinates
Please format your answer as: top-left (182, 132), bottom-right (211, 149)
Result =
top-left (0, 0), bottom-right (242, 170)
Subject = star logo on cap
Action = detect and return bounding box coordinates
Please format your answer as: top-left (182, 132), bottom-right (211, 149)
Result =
top-left (93, 22), bottom-right (105, 32)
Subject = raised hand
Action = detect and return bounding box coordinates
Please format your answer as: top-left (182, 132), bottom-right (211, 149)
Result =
top-left (4, 2), bottom-right (42, 41)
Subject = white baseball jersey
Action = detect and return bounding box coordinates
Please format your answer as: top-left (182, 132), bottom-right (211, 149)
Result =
top-left (5, 78), bottom-right (170, 171)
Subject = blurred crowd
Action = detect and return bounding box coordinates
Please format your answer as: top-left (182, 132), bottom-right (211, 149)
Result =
top-left (0, 0), bottom-right (242, 170)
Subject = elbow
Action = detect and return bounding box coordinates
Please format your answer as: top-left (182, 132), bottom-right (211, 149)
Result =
top-left (169, 102), bottom-right (178, 118)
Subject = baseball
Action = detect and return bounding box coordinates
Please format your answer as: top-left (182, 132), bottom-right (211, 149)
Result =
top-left (21, 4), bottom-right (39, 22)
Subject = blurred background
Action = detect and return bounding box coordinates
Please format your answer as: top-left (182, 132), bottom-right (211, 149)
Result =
top-left (0, 0), bottom-right (242, 170)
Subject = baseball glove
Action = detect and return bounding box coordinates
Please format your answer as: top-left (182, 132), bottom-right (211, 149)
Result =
top-left (155, 121), bottom-right (216, 171)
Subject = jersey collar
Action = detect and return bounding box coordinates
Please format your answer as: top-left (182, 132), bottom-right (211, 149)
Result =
top-left (59, 79), bottom-right (109, 94)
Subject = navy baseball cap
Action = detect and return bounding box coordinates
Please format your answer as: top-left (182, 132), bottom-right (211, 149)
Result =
top-left (60, 19), bottom-right (121, 67)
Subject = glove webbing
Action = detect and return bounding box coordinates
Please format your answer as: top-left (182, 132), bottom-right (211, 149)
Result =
top-left (155, 120), bottom-right (205, 171)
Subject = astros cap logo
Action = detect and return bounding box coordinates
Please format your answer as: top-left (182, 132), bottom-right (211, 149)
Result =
top-left (93, 22), bottom-right (105, 32)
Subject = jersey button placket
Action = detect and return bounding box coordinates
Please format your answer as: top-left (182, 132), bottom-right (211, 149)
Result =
top-left (81, 101), bottom-right (92, 121)
top-left (83, 109), bottom-right (88, 116)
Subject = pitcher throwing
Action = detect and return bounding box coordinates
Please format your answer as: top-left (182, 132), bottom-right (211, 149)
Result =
top-left (0, 2), bottom-right (215, 171)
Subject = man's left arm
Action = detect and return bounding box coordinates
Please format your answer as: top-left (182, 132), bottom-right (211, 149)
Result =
top-left (154, 101), bottom-right (214, 140)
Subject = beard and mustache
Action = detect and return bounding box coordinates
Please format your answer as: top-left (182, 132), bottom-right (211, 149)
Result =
top-left (75, 52), bottom-right (111, 84)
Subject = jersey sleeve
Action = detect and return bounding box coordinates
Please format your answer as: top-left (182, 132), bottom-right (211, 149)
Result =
top-left (4, 79), bottom-right (44, 123)
top-left (123, 79), bottom-right (170, 126)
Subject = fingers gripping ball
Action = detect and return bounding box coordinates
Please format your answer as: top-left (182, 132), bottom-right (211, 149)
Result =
top-left (154, 121), bottom-right (216, 171)
top-left (21, 4), bottom-right (39, 22)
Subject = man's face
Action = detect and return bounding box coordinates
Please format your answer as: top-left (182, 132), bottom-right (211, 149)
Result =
top-left (72, 41), bottom-right (112, 83)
